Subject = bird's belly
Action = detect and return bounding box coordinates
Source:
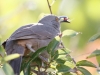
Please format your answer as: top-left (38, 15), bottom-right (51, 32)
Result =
top-left (17, 38), bottom-right (52, 56)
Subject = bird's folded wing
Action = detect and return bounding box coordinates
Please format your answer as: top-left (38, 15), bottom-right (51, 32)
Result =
top-left (8, 23), bottom-right (57, 41)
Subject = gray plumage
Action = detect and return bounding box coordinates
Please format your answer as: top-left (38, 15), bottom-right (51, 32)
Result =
top-left (3, 14), bottom-right (70, 75)
top-left (8, 15), bottom-right (60, 41)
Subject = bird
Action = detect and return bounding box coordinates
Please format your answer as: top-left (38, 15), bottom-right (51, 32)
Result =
top-left (2, 14), bottom-right (70, 75)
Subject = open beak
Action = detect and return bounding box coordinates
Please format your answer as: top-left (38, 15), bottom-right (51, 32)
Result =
top-left (64, 17), bottom-right (70, 23)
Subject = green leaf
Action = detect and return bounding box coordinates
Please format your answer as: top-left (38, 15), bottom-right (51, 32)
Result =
top-left (25, 46), bottom-right (47, 67)
top-left (77, 67), bottom-right (92, 75)
top-left (96, 55), bottom-right (100, 67)
top-left (21, 61), bottom-right (27, 71)
top-left (2, 63), bottom-right (14, 75)
top-left (56, 59), bottom-right (66, 64)
top-left (58, 50), bottom-right (72, 62)
top-left (0, 45), bottom-right (5, 57)
top-left (47, 36), bottom-right (60, 56)
top-left (62, 29), bottom-right (81, 37)
top-left (0, 68), bottom-right (6, 75)
top-left (24, 65), bottom-right (30, 75)
top-left (62, 48), bottom-right (71, 54)
top-left (62, 72), bottom-right (74, 75)
top-left (3, 53), bottom-right (21, 62)
top-left (88, 33), bottom-right (100, 42)
top-left (76, 60), bottom-right (97, 68)
top-left (64, 61), bottom-right (75, 68)
top-left (46, 68), bottom-right (56, 73)
top-left (47, 73), bottom-right (52, 75)
top-left (52, 50), bottom-right (59, 60)
top-left (51, 48), bottom-right (71, 61)
top-left (33, 58), bottom-right (42, 67)
top-left (50, 61), bottom-right (57, 69)
top-left (87, 50), bottom-right (100, 58)
top-left (59, 48), bottom-right (71, 55)
top-left (56, 64), bottom-right (71, 72)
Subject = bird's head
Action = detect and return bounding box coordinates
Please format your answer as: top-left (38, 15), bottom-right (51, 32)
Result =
top-left (38, 14), bottom-right (70, 24)
top-left (38, 15), bottom-right (70, 32)
top-left (38, 14), bottom-right (70, 35)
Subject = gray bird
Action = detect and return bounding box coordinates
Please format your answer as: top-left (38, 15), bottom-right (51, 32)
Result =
top-left (2, 14), bottom-right (70, 75)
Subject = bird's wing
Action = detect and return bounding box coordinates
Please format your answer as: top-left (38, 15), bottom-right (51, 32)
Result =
top-left (8, 23), bottom-right (58, 41)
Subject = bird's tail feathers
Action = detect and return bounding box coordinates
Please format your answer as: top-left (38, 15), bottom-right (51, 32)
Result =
top-left (6, 41), bottom-right (25, 75)
top-left (10, 56), bottom-right (22, 75)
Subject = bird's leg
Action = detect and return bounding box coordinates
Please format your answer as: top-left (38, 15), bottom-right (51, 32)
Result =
top-left (26, 44), bottom-right (45, 61)
top-left (26, 44), bottom-right (48, 66)
top-left (26, 44), bottom-right (35, 52)
top-left (26, 44), bottom-right (42, 73)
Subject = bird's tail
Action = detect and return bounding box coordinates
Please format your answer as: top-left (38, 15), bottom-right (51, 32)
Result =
top-left (10, 56), bottom-right (22, 75)
top-left (5, 41), bottom-right (25, 75)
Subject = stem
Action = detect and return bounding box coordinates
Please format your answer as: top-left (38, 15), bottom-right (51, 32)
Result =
top-left (47, 0), bottom-right (52, 14)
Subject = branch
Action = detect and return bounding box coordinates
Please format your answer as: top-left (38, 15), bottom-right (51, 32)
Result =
top-left (47, 0), bottom-right (52, 14)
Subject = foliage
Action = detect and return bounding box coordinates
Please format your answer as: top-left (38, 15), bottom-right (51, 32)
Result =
top-left (0, 29), bottom-right (100, 75)
top-left (0, 44), bottom-right (21, 75)
top-left (1, 0), bottom-right (100, 48)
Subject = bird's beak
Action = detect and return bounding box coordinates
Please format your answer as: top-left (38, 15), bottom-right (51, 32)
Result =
top-left (64, 17), bottom-right (70, 23)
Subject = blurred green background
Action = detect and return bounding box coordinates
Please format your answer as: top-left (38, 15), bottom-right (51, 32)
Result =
top-left (0, 0), bottom-right (100, 49)
top-left (1, 0), bottom-right (100, 49)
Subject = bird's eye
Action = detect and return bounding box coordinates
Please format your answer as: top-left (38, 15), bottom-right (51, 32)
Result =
top-left (55, 17), bottom-right (59, 22)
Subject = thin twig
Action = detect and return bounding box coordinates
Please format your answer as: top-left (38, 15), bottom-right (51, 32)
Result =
top-left (60, 34), bottom-right (77, 66)
top-left (47, 0), bottom-right (52, 14)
